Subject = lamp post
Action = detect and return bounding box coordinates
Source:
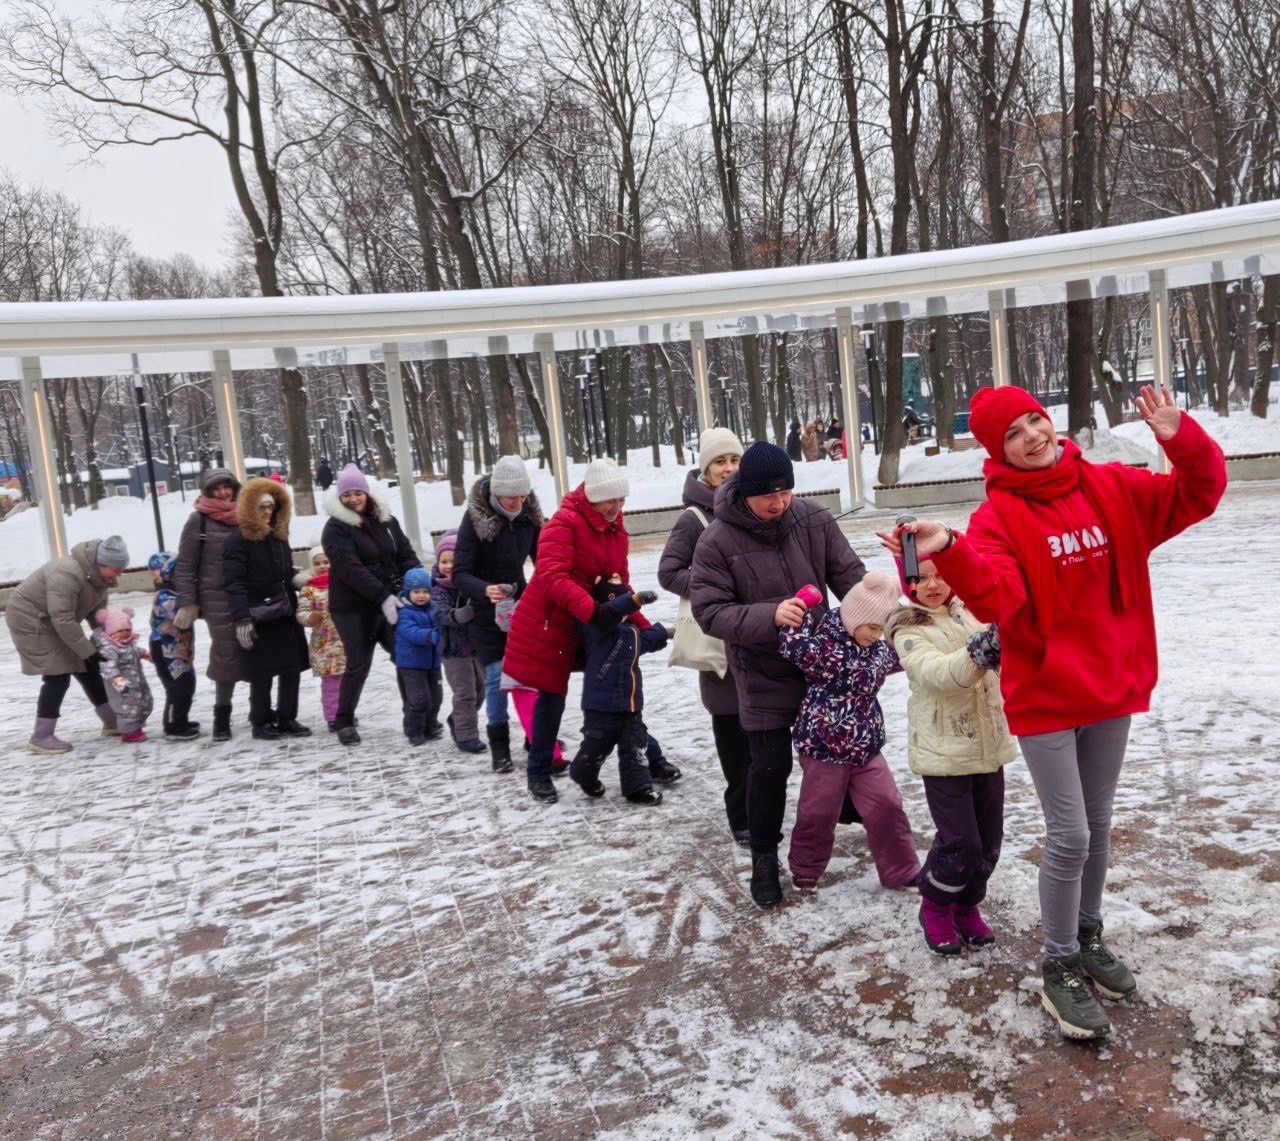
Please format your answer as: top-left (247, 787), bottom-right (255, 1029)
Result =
top-left (131, 354), bottom-right (165, 551)
top-left (862, 328), bottom-right (882, 455)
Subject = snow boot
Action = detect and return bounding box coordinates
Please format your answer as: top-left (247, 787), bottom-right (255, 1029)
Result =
top-left (731, 828), bottom-right (752, 848)
top-left (954, 904), bottom-right (996, 947)
top-left (275, 720), bottom-right (312, 738)
top-left (649, 757), bottom-right (683, 785)
top-left (94, 702), bottom-right (120, 737)
top-left (918, 899), bottom-right (963, 956)
top-left (252, 722), bottom-right (283, 741)
top-left (487, 723), bottom-right (513, 773)
top-left (528, 774), bottom-right (558, 804)
top-left (27, 717), bottom-right (73, 755)
top-left (624, 788), bottom-right (663, 806)
top-left (457, 737), bottom-right (486, 754)
top-left (336, 726), bottom-right (361, 746)
top-left (212, 705), bottom-right (233, 742)
top-left (750, 852), bottom-right (783, 909)
top-left (1041, 953), bottom-right (1112, 1040)
top-left (408, 736), bottom-right (427, 747)
top-left (1078, 922), bottom-right (1137, 1000)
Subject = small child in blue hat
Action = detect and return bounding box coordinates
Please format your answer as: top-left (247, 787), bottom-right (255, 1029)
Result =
top-left (148, 551), bottom-right (199, 740)
top-left (395, 567), bottom-right (443, 746)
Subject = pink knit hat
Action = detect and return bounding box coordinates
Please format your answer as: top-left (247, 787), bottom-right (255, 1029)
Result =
top-left (94, 606), bottom-right (135, 637)
top-left (336, 463), bottom-right (370, 495)
top-left (839, 571), bottom-right (901, 634)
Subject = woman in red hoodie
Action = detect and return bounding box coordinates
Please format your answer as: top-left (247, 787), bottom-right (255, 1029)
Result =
top-left (881, 383), bottom-right (1225, 1041)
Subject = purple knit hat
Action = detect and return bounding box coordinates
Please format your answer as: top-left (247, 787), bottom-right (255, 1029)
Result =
top-left (336, 464), bottom-right (370, 495)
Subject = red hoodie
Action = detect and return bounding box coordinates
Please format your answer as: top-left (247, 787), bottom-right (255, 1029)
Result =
top-left (933, 414), bottom-right (1226, 736)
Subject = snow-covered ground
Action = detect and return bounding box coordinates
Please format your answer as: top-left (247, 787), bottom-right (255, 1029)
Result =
top-left (1, 480), bottom-right (1277, 1136)
top-left (2, 402), bottom-right (1276, 583)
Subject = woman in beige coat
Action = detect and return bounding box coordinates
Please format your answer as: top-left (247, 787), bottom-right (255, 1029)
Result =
top-left (887, 558), bottom-right (1015, 956)
top-left (6, 535), bottom-right (131, 753)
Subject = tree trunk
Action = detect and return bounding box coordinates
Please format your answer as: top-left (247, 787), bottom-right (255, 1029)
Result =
top-left (1251, 274), bottom-right (1279, 418)
top-left (487, 354), bottom-right (520, 454)
top-left (352, 364), bottom-right (397, 478)
top-left (930, 317), bottom-right (956, 448)
top-left (1066, 0), bottom-right (1098, 437)
top-left (656, 345), bottom-right (686, 467)
top-left (646, 347), bottom-right (661, 468)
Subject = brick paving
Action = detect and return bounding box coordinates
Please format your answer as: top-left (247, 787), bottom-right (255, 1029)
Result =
top-left (2, 491), bottom-right (1278, 1138)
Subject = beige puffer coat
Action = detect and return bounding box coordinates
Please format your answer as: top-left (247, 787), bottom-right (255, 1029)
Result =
top-left (6, 540), bottom-right (112, 676)
top-left (888, 600), bottom-right (1016, 777)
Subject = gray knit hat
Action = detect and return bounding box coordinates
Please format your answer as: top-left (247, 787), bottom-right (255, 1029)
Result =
top-left (200, 467), bottom-right (240, 495)
top-left (96, 535), bottom-right (130, 569)
top-left (489, 455), bottom-right (531, 497)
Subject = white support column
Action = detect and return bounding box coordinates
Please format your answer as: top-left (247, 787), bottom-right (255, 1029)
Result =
top-left (535, 334), bottom-right (570, 503)
top-left (834, 307), bottom-right (867, 508)
top-left (988, 289), bottom-right (1010, 388)
top-left (689, 320), bottom-right (713, 433)
top-left (382, 342), bottom-right (423, 553)
top-left (211, 349), bottom-right (246, 482)
top-left (1148, 270), bottom-right (1174, 475)
top-left (20, 356), bottom-right (67, 561)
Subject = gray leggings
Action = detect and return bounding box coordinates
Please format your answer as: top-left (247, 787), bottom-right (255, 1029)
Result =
top-left (1018, 715), bottom-right (1131, 959)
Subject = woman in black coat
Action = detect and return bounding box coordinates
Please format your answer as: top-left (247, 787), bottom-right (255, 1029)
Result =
top-left (785, 420), bottom-right (803, 462)
top-left (321, 464), bottom-right (421, 745)
top-left (223, 479), bottom-right (311, 740)
top-left (451, 455), bottom-right (543, 772)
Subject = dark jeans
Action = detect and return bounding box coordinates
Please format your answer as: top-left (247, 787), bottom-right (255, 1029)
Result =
top-left (919, 771), bottom-right (1005, 908)
top-left (745, 727), bottom-right (795, 854)
top-left (570, 710), bottom-right (654, 797)
top-left (37, 656), bottom-right (108, 719)
top-left (333, 609), bottom-right (398, 729)
top-left (711, 712), bottom-right (751, 833)
top-left (150, 642), bottom-right (197, 730)
top-left (400, 667), bottom-right (443, 739)
top-left (527, 690), bottom-right (567, 780)
top-left (249, 672), bottom-right (300, 725)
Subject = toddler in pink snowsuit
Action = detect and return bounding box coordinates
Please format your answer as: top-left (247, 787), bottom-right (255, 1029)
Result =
top-left (778, 571), bottom-right (920, 893)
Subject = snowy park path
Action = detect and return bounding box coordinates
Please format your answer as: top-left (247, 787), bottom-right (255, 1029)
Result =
top-left (1, 484), bottom-right (1278, 1138)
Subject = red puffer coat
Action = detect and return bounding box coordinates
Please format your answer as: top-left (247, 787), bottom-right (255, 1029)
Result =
top-left (503, 485), bottom-right (650, 695)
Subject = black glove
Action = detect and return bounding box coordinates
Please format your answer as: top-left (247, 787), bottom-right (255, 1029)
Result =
top-left (635, 590), bottom-right (658, 605)
top-left (451, 605), bottom-right (475, 624)
top-left (661, 625), bottom-right (676, 641)
top-left (590, 604), bottom-right (624, 631)
top-left (966, 625), bottom-right (1001, 671)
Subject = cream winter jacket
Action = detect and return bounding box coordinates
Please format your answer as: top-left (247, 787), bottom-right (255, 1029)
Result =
top-left (888, 600), bottom-right (1016, 777)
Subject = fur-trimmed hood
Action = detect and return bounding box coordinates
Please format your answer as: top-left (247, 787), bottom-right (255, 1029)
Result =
top-left (236, 477), bottom-right (292, 541)
top-left (886, 598), bottom-right (964, 638)
top-left (466, 476), bottom-right (544, 542)
top-left (323, 482), bottom-right (392, 527)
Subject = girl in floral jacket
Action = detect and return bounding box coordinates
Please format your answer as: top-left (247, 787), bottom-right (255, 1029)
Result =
top-left (777, 570), bottom-right (920, 895)
top-left (296, 546), bottom-right (346, 729)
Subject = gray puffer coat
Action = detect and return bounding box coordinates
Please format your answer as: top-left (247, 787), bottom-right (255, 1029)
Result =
top-left (92, 631), bottom-right (153, 730)
top-left (6, 539), bottom-right (112, 676)
top-left (689, 476), bottom-right (865, 731)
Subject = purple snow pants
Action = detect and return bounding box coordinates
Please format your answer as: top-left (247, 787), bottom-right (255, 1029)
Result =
top-left (917, 770), bottom-right (1005, 908)
top-left (788, 753), bottom-right (921, 887)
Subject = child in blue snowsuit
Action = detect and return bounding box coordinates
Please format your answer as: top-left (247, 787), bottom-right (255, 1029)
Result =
top-left (148, 551), bottom-right (199, 741)
top-left (568, 574), bottom-right (672, 806)
top-left (395, 567), bottom-right (443, 745)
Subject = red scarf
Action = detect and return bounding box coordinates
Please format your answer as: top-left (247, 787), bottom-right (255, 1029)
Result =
top-left (982, 441), bottom-right (1143, 639)
top-left (196, 494), bottom-right (240, 526)
top-left (308, 572), bottom-right (329, 589)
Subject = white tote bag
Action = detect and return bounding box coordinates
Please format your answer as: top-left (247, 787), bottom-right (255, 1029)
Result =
top-left (668, 506), bottom-right (729, 678)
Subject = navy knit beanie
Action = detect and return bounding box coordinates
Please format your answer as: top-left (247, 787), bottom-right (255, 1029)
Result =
top-left (736, 441), bottom-right (795, 497)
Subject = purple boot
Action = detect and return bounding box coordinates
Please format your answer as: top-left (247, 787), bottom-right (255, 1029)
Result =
top-left (28, 717), bottom-right (72, 755)
top-left (954, 904), bottom-right (995, 947)
top-left (919, 898), bottom-right (962, 957)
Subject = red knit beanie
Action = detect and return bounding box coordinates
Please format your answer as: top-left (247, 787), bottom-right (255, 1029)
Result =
top-left (968, 386), bottom-right (1050, 459)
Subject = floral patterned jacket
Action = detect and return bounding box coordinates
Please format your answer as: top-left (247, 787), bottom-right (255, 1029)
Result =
top-left (296, 575), bottom-right (346, 677)
top-left (778, 607), bottom-right (901, 766)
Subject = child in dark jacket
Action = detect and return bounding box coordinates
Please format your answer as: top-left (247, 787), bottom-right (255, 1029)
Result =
top-left (148, 551), bottom-right (199, 741)
top-left (430, 531), bottom-right (487, 756)
top-left (569, 575), bottom-right (672, 806)
top-left (395, 567), bottom-right (443, 746)
top-left (778, 570), bottom-right (921, 894)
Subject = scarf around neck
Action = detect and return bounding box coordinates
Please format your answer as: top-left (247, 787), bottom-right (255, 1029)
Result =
top-left (196, 494), bottom-right (239, 526)
top-left (982, 440), bottom-right (1143, 638)
top-left (489, 493), bottom-right (521, 522)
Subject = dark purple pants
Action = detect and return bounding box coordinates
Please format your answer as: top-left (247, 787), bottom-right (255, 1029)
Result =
top-left (918, 770), bottom-right (1005, 908)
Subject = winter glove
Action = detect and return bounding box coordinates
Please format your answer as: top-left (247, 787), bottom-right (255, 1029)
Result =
top-left (451, 604), bottom-right (476, 624)
top-left (173, 605), bottom-right (199, 630)
top-left (662, 625), bottom-right (676, 641)
top-left (235, 620), bottom-right (256, 651)
top-left (381, 595), bottom-right (402, 627)
top-left (590, 604), bottom-right (624, 631)
top-left (633, 590), bottom-right (658, 606)
top-left (966, 624), bottom-right (1001, 672)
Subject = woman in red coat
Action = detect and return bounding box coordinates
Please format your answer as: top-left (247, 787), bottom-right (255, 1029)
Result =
top-left (503, 459), bottom-right (650, 803)
top-left (881, 383), bottom-right (1225, 1041)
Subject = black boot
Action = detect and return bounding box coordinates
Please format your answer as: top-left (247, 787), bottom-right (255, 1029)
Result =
top-left (276, 720), bottom-right (312, 737)
top-left (212, 704), bottom-right (232, 742)
top-left (750, 852), bottom-right (783, 909)
top-left (487, 723), bottom-right (513, 774)
top-left (528, 774), bottom-right (558, 803)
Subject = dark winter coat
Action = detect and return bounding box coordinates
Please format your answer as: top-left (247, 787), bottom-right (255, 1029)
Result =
top-left (503, 485), bottom-right (649, 697)
top-left (579, 592), bottom-right (669, 714)
top-left (689, 475), bottom-right (865, 731)
top-left (451, 477), bottom-right (544, 666)
top-left (174, 469), bottom-right (248, 684)
top-left (778, 608), bottom-right (900, 765)
top-left (395, 602), bottom-right (442, 671)
top-left (657, 468), bottom-right (740, 717)
top-left (223, 479), bottom-right (308, 678)
top-left (6, 539), bottom-right (112, 676)
top-left (321, 485), bottom-right (420, 616)
top-left (785, 423), bottom-right (803, 462)
top-left (316, 460), bottom-right (334, 491)
top-left (430, 578), bottom-right (476, 660)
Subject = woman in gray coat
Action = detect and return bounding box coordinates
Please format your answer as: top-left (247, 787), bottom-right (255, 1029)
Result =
top-left (173, 468), bottom-right (248, 741)
top-left (6, 534), bottom-right (131, 753)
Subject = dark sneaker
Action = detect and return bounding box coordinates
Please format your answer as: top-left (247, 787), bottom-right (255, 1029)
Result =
top-left (954, 904), bottom-right (996, 947)
top-left (336, 726), bottom-right (361, 746)
top-left (252, 724), bottom-right (283, 741)
top-left (624, 788), bottom-right (663, 806)
top-left (792, 876), bottom-right (818, 894)
top-left (649, 759), bottom-right (683, 784)
top-left (408, 736), bottom-right (427, 747)
top-left (731, 828), bottom-right (752, 848)
top-left (164, 725), bottom-right (200, 742)
top-left (919, 899), bottom-right (963, 957)
top-left (276, 720), bottom-right (312, 737)
top-left (528, 775), bottom-right (558, 803)
top-left (1041, 954), bottom-right (1112, 1040)
top-left (750, 852), bottom-right (783, 909)
top-left (1078, 923), bottom-right (1137, 999)
top-left (456, 738), bottom-right (487, 755)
